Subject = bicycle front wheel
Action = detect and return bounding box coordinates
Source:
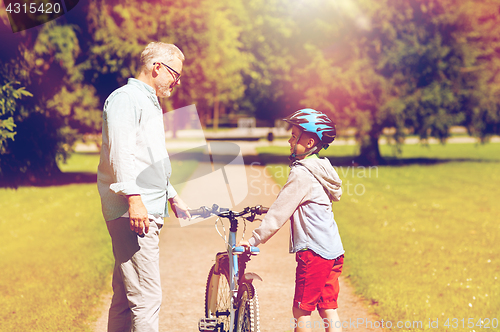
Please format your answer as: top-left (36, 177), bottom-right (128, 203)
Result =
top-left (235, 282), bottom-right (260, 332)
top-left (205, 263), bottom-right (231, 332)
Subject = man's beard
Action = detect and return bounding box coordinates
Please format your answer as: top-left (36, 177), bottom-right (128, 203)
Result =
top-left (156, 81), bottom-right (172, 98)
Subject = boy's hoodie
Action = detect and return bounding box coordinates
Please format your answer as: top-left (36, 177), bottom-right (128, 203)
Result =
top-left (296, 157), bottom-right (342, 202)
top-left (249, 156), bottom-right (344, 260)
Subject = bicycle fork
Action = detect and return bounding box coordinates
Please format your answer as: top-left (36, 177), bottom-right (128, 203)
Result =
top-left (228, 232), bottom-right (263, 332)
top-left (199, 224), bottom-right (262, 332)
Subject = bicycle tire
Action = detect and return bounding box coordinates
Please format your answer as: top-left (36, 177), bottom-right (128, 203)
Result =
top-left (235, 282), bottom-right (260, 332)
top-left (205, 263), bottom-right (231, 332)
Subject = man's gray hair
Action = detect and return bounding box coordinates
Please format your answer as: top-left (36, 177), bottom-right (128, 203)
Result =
top-left (140, 42), bottom-right (185, 72)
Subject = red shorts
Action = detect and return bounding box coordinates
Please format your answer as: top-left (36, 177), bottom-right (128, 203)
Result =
top-left (294, 250), bottom-right (344, 311)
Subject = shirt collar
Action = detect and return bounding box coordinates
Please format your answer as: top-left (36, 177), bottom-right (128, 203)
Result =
top-left (127, 78), bottom-right (161, 110)
top-left (127, 78), bottom-right (157, 97)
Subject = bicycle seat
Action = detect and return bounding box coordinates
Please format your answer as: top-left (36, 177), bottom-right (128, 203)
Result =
top-left (232, 246), bottom-right (260, 255)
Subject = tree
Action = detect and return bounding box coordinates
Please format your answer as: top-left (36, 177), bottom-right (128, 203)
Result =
top-left (0, 17), bottom-right (101, 186)
top-left (2, 0), bottom-right (499, 178)
top-left (0, 80), bottom-right (32, 154)
top-left (85, 0), bottom-right (252, 128)
top-left (234, 0), bottom-right (302, 123)
top-left (452, 0), bottom-right (500, 140)
top-left (294, 0), bottom-right (500, 164)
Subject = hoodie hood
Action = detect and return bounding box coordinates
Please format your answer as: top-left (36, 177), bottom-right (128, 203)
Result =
top-left (294, 158), bottom-right (342, 201)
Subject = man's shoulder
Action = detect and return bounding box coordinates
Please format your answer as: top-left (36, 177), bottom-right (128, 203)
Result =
top-left (107, 82), bottom-right (141, 100)
top-left (104, 82), bottom-right (147, 111)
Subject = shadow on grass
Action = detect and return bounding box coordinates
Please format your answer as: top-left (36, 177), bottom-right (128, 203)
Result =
top-left (3, 150), bottom-right (497, 189)
top-left (248, 153), bottom-right (499, 167)
top-left (0, 172), bottom-right (98, 188)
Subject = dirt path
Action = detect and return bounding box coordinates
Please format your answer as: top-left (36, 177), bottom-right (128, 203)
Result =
top-left (93, 158), bottom-right (384, 332)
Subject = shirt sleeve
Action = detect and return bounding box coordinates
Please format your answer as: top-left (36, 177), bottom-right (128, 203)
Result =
top-left (105, 92), bottom-right (141, 196)
top-left (248, 166), bottom-right (310, 247)
top-left (167, 182), bottom-right (177, 199)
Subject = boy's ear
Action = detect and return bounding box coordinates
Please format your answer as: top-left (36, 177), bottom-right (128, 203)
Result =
top-left (307, 137), bottom-right (316, 148)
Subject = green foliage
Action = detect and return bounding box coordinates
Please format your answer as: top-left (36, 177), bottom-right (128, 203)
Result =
top-left (292, 0), bottom-right (500, 164)
top-left (2, 0), bottom-right (500, 179)
top-left (0, 21), bottom-right (102, 186)
top-left (235, 0), bottom-right (299, 119)
top-left (0, 80), bottom-right (33, 153)
top-left (85, 0), bottom-right (252, 125)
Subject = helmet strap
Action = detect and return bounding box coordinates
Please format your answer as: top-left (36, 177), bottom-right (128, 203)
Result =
top-left (288, 130), bottom-right (322, 165)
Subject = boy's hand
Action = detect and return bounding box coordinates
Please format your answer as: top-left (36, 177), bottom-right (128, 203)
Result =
top-left (237, 240), bottom-right (251, 248)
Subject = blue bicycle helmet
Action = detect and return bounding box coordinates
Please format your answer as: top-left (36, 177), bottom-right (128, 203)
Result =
top-left (283, 108), bottom-right (336, 148)
top-left (283, 109), bottom-right (336, 163)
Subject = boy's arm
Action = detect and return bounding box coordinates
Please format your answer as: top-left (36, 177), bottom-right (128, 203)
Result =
top-left (247, 167), bottom-right (310, 247)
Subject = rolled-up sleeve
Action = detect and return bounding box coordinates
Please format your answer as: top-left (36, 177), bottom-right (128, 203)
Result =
top-left (105, 92), bottom-right (141, 196)
top-left (167, 182), bottom-right (177, 199)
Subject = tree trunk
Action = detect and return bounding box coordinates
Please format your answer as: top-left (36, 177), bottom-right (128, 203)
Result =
top-left (357, 134), bottom-right (385, 165)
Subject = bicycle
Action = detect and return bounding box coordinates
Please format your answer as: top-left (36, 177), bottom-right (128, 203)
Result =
top-left (190, 204), bottom-right (269, 332)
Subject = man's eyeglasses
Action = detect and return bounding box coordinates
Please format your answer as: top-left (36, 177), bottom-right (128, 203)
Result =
top-left (154, 62), bottom-right (181, 87)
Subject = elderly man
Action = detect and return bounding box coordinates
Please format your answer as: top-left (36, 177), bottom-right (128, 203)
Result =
top-left (97, 42), bottom-right (190, 332)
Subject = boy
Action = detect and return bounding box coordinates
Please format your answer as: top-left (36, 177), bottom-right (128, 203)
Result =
top-left (239, 109), bottom-right (344, 332)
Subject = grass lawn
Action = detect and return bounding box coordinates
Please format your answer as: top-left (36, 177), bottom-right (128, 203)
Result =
top-left (257, 142), bottom-right (500, 331)
top-left (0, 152), bottom-right (197, 332)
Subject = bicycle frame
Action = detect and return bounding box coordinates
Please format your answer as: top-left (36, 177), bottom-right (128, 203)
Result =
top-left (223, 214), bottom-right (261, 332)
top-left (194, 205), bottom-right (266, 332)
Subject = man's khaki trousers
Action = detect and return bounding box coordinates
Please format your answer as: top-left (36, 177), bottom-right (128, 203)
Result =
top-left (106, 217), bottom-right (163, 332)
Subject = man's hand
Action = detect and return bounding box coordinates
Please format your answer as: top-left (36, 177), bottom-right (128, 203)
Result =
top-left (168, 195), bottom-right (191, 219)
top-left (127, 195), bottom-right (149, 236)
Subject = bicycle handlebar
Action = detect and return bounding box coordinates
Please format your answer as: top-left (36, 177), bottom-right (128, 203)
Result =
top-left (259, 206), bottom-right (269, 214)
top-left (187, 206), bottom-right (211, 217)
top-left (188, 204), bottom-right (269, 220)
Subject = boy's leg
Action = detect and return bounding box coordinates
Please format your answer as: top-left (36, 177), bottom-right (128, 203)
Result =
top-left (317, 255), bottom-right (344, 332)
top-left (294, 250), bottom-right (336, 332)
top-left (318, 308), bottom-right (342, 332)
top-left (294, 251), bottom-right (334, 310)
top-left (292, 306), bottom-right (313, 332)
